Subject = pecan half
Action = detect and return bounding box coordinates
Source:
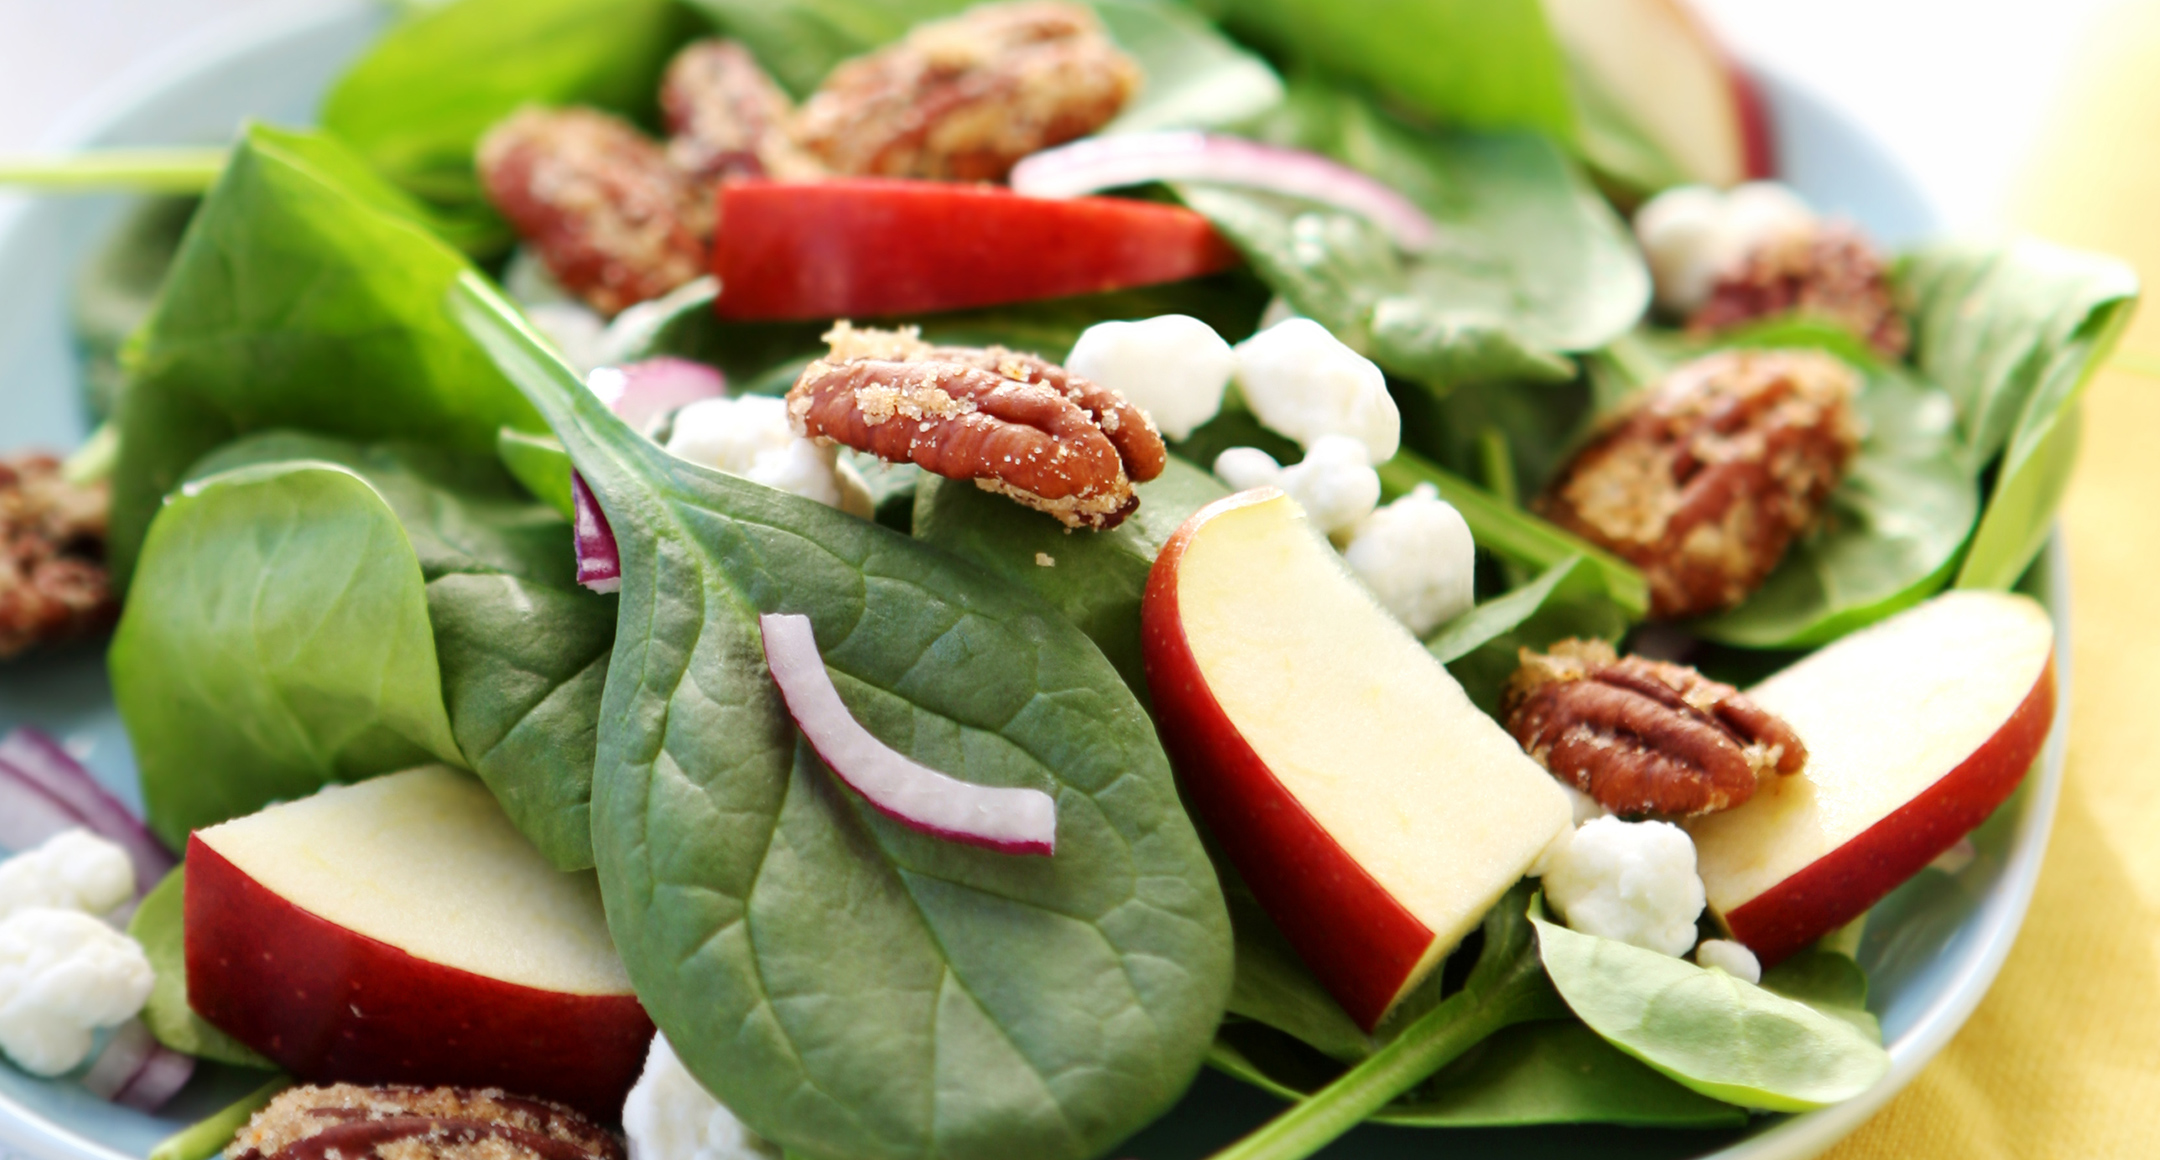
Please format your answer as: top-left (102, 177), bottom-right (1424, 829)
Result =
top-left (1503, 639), bottom-right (1806, 817)
top-left (2, 454), bottom-right (113, 660)
top-left (787, 323), bottom-right (1163, 529)
top-left (477, 108), bottom-right (709, 316)
top-left (660, 39), bottom-right (824, 183)
top-left (1537, 349), bottom-right (1861, 620)
top-left (229, 1084), bottom-right (621, 1160)
top-left (1689, 222), bottom-right (1909, 358)
top-left (793, 1), bottom-right (1141, 182)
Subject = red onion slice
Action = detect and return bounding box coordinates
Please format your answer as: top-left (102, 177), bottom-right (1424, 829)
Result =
top-left (1010, 131), bottom-right (1438, 252)
top-left (0, 729), bottom-right (176, 894)
top-left (82, 1020), bottom-right (195, 1112)
top-left (571, 473), bottom-right (622, 595)
top-left (759, 613), bottom-right (1057, 856)
top-left (588, 357), bottom-right (726, 436)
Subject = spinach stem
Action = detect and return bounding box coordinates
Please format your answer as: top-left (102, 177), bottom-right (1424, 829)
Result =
top-left (147, 1072), bottom-right (291, 1160)
top-left (0, 148), bottom-right (228, 193)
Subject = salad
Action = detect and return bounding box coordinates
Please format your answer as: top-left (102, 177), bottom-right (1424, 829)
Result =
top-left (0, 1), bottom-right (2138, 1159)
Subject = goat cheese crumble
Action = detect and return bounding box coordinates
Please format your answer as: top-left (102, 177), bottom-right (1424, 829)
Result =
top-left (1210, 436), bottom-right (1379, 539)
top-left (1695, 939), bottom-right (1763, 984)
top-left (1232, 318), bottom-right (1399, 464)
top-left (624, 1034), bottom-right (781, 1160)
top-left (0, 829), bottom-right (134, 922)
top-left (1633, 181), bottom-right (1816, 314)
top-left (1341, 483), bottom-right (1475, 635)
top-left (666, 396), bottom-right (873, 517)
top-left (1065, 314), bottom-right (1235, 441)
top-left (1541, 816), bottom-right (1706, 958)
top-left (0, 909), bottom-right (155, 1075)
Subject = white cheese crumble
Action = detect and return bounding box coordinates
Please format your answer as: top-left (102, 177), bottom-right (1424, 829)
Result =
top-left (1065, 315), bottom-right (1235, 441)
top-left (623, 1034), bottom-right (781, 1160)
top-left (1633, 181), bottom-right (1816, 314)
top-left (1232, 318), bottom-right (1399, 464)
top-left (0, 830), bottom-right (134, 923)
top-left (666, 396), bottom-right (873, 517)
top-left (1341, 483), bottom-right (1476, 636)
top-left (1540, 816), bottom-right (1706, 958)
top-left (0, 909), bottom-right (155, 1075)
top-left (1695, 939), bottom-right (1763, 984)
top-left (1210, 436), bottom-right (1379, 539)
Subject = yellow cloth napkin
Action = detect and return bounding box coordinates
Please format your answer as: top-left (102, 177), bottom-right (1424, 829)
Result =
top-left (1826, 5), bottom-right (2160, 1156)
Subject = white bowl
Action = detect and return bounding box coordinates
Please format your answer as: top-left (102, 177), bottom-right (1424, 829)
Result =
top-left (0, 8), bottom-right (2068, 1159)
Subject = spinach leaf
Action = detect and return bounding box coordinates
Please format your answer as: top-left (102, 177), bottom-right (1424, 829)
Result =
top-left (128, 868), bottom-right (279, 1069)
top-left (320, 0), bottom-right (706, 249)
top-left (498, 428), bottom-right (578, 519)
top-left (110, 461), bottom-right (466, 848)
top-left (1759, 948), bottom-right (1880, 1043)
top-left (1200, 0), bottom-right (1576, 143)
top-left (1378, 449), bottom-right (1649, 618)
top-left (1176, 84), bottom-right (1646, 391)
top-left (112, 124), bottom-right (542, 581)
top-left (1899, 240), bottom-right (2139, 589)
top-left (1209, 1019), bottom-right (1746, 1128)
top-left (1696, 364), bottom-right (1978, 648)
top-left (1530, 909), bottom-right (1888, 1112)
top-left (454, 275), bottom-right (1233, 1160)
top-left (184, 432), bottom-right (614, 871)
top-left (1427, 555), bottom-right (1630, 715)
top-left (911, 455), bottom-right (1227, 699)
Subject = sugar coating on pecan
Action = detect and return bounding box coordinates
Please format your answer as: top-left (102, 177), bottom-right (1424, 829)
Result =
top-left (659, 39), bottom-right (824, 183)
top-left (228, 1084), bottom-right (623, 1160)
top-left (1688, 222), bottom-right (1910, 358)
top-left (788, 323), bottom-right (1163, 529)
top-left (793, 1), bottom-right (1142, 182)
top-left (1538, 349), bottom-right (1861, 620)
top-left (477, 108), bottom-right (709, 316)
top-left (1503, 638), bottom-right (1806, 818)
top-left (1, 454), bottom-right (113, 660)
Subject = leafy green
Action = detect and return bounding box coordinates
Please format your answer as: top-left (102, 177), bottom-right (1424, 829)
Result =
top-left (1531, 909), bottom-right (1888, 1112)
top-left (1427, 555), bottom-right (1630, 714)
top-left (1175, 83), bottom-right (1646, 390)
top-left (71, 196), bottom-right (197, 420)
top-left (1209, 1019), bottom-right (1746, 1128)
top-left (1759, 948), bottom-right (1880, 1043)
top-left (454, 274), bottom-right (1234, 1160)
top-left (111, 461), bottom-right (465, 849)
top-left (911, 455), bottom-right (1226, 698)
top-left (111, 124), bottom-right (542, 582)
top-left (1899, 239), bottom-right (2139, 589)
top-left (1216, 864), bottom-right (1372, 1065)
top-left (1200, 0), bottom-right (1576, 142)
top-left (498, 428), bottom-right (577, 518)
top-left (128, 868), bottom-right (279, 1069)
top-left (319, 0), bottom-right (705, 249)
top-left (1378, 449), bottom-right (1648, 617)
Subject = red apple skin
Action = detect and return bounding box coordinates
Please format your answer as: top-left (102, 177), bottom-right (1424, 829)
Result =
top-left (1141, 491), bottom-right (1435, 1032)
top-left (1723, 656), bottom-right (2056, 966)
top-left (1727, 60), bottom-right (1779, 181)
top-left (713, 178), bottom-right (1241, 320)
top-left (184, 836), bottom-right (653, 1120)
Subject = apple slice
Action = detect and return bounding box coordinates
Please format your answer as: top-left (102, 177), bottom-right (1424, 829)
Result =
top-left (1687, 591), bottom-right (2056, 965)
top-left (186, 767), bottom-right (651, 1119)
top-left (1545, 0), bottom-right (1775, 187)
top-left (1142, 489), bottom-right (1571, 1030)
top-left (713, 179), bottom-right (1241, 320)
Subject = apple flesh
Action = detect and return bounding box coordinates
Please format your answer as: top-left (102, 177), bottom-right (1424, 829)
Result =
top-left (186, 767), bottom-right (652, 1119)
top-left (1687, 591), bottom-right (2056, 966)
top-left (1545, 0), bottom-right (1775, 187)
top-left (1143, 489), bottom-right (1571, 1030)
top-left (713, 179), bottom-right (1241, 320)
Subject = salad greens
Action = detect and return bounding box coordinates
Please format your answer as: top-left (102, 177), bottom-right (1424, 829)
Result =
top-left (453, 275), bottom-right (1235, 1160)
top-left (1426, 554), bottom-right (1632, 714)
top-left (129, 870), bottom-right (278, 1070)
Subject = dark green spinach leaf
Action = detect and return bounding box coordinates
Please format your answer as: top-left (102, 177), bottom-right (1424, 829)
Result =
top-left (1759, 948), bottom-right (1880, 1044)
top-left (454, 274), bottom-right (1233, 1160)
top-left (112, 124), bottom-right (543, 581)
top-left (129, 868), bottom-right (279, 1069)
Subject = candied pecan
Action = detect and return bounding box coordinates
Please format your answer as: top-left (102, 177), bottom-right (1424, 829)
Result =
top-left (788, 323), bottom-right (1163, 529)
top-left (1689, 222), bottom-right (1909, 357)
top-left (1537, 349), bottom-right (1861, 620)
top-left (1, 454), bottom-right (113, 660)
top-left (1503, 638), bottom-right (1806, 817)
top-left (229, 1084), bottom-right (622, 1160)
top-left (477, 108), bottom-right (708, 316)
top-left (792, 1), bottom-right (1141, 182)
top-left (659, 39), bottom-right (824, 182)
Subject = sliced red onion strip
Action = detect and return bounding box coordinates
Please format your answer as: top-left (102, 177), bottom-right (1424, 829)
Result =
top-left (0, 766), bottom-right (87, 856)
top-left (588, 357), bottom-right (726, 436)
top-left (1009, 131), bottom-right (1438, 252)
top-left (83, 1019), bottom-right (194, 1111)
top-left (571, 472), bottom-right (622, 595)
top-left (759, 613), bottom-right (1056, 856)
top-left (0, 729), bottom-right (176, 894)
top-left (114, 1045), bottom-right (197, 1112)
